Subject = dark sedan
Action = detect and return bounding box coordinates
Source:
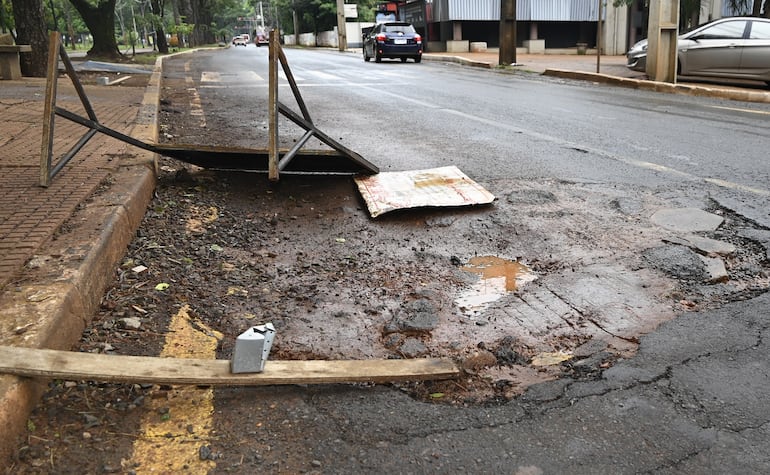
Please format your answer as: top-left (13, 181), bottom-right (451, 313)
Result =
top-left (363, 22), bottom-right (422, 63)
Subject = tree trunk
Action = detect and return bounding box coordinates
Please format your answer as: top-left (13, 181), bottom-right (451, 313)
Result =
top-left (150, 0), bottom-right (169, 53)
top-left (10, 0), bottom-right (49, 77)
top-left (190, 0), bottom-right (215, 46)
top-left (69, 0), bottom-right (121, 59)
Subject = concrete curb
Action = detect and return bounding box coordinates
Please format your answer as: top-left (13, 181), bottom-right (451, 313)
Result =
top-left (543, 68), bottom-right (770, 104)
top-left (0, 62), bottom-right (161, 463)
top-left (423, 53), bottom-right (493, 69)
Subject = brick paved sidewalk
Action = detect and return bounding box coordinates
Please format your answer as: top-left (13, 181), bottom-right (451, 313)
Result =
top-left (0, 81), bottom-right (149, 290)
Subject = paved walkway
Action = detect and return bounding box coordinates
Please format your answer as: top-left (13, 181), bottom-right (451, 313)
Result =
top-left (425, 50), bottom-right (643, 77)
top-left (0, 81), bottom-right (146, 287)
top-left (0, 71), bottom-right (159, 462)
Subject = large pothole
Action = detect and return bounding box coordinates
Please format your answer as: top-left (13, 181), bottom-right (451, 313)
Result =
top-left (81, 167), bottom-right (770, 405)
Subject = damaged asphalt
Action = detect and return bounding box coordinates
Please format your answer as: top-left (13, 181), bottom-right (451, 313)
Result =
top-left (206, 289), bottom-right (770, 473)
top-left (1, 48), bottom-right (770, 472)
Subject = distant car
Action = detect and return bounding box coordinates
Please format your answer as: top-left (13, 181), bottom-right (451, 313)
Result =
top-left (232, 35), bottom-right (247, 47)
top-left (626, 16), bottom-right (770, 85)
top-left (363, 22), bottom-right (422, 63)
top-left (255, 32), bottom-right (269, 47)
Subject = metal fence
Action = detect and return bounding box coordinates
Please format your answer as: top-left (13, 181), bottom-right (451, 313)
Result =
top-left (430, 0), bottom-right (604, 22)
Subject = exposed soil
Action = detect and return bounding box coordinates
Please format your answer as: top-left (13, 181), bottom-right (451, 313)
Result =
top-left (8, 56), bottom-right (770, 473)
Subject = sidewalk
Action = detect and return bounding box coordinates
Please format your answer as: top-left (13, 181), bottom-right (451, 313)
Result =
top-left (424, 50), bottom-right (770, 103)
top-left (0, 49), bottom-right (768, 463)
top-left (426, 50), bottom-right (640, 76)
top-left (0, 70), bottom-right (160, 462)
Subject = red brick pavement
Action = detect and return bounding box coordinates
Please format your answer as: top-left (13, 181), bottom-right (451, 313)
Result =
top-left (0, 81), bottom-right (146, 289)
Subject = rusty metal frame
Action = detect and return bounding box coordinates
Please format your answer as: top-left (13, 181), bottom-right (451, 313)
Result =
top-left (39, 31), bottom-right (377, 186)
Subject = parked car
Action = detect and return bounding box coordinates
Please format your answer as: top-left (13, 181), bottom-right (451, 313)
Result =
top-left (363, 22), bottom-right (422, 63)
top-left (232, 35), bottom-right (247, 47)
top-left (626, 16), bottom-right (770, 85)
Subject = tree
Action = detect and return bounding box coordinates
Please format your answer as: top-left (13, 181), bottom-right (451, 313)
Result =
top-left (149, 0), bottom-right (169, 53)
top-left (68, 0), bottom-right (121, 58)
top-left (10, 0), bottom-right (49, 76)
top-left (45, 0), bottom-right (88, 49)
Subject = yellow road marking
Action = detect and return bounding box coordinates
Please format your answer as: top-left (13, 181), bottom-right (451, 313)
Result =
top-left (127, 305), bottom-right (223, 473)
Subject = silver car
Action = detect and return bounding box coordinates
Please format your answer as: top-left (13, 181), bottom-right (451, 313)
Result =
top-left (626, 16), bottom-right (770, 85)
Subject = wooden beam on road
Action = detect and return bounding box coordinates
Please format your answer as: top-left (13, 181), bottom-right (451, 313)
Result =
top-left (0, 346), bottom-right (459, 386)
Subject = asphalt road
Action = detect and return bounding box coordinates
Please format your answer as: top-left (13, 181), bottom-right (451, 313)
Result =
top-left (187, 45), bottom-right (770, 226)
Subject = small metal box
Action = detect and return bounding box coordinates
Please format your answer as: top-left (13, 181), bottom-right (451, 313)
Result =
top-left (230, 322), bottom-right (276, 373)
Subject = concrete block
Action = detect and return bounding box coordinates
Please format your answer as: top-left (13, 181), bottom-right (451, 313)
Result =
top-left (446, 40), bottom-right (469, 53)
top-left (524, 39), bottom-right (545, 54)
top-left (470, 42), bottom-right (487, 53)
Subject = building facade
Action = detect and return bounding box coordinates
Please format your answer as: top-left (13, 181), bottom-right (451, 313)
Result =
top-left (393, 0), bottom-right (740, 56)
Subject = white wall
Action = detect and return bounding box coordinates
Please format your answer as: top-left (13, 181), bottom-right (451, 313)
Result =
top-left (283, 22), bottom-right (376, 49)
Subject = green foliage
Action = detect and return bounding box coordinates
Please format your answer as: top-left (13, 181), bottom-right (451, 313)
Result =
top-left (274, 0), bottom-right (376, 35)
top-left (43, 0), bottom-right (87, 36)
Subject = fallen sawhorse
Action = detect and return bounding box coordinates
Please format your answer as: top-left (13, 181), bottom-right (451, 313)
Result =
top-left (39, 31), bottom-right (378, 187)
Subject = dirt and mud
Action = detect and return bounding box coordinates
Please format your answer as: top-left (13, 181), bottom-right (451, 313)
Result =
top-left (8, 59), bottom-right (770, 473)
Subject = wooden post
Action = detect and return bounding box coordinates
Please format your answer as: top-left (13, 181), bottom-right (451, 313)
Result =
top-left (646, 0), bottom-right (679, 83)
top-left (39, 32), bottom-right (60, 187)
top-left (498, 0), bottom-right (516, 65)
top-left (268, 30), bottom-right (279, 181)
top-left (336, 0), bottom-right (347, 52)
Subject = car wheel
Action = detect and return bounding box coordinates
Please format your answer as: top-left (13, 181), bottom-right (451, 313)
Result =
top-left (364, 47), bottom-right (370, 62)
top-left (414, 55), bottom-right (422, 63)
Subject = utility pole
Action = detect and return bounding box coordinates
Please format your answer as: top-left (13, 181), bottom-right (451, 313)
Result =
top-left (647, 0), bottom-right (679, 83)
top-left (336, 0), bottom-right (347, 51)
top-left (293, 1), bottom-right (299, 46)
top-left (596, 0), bottom-right (602, 73)
top-left (499, 0), bottom-right (516, 65)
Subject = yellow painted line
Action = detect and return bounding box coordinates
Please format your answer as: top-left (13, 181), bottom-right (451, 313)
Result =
top-left (128, 304), bottom-right (223, 473)
top-left (709, 105), bottom-right (770, 116)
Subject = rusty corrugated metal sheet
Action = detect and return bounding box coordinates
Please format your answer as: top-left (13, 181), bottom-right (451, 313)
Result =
top-left (437, 0), bottom-right (602, 22)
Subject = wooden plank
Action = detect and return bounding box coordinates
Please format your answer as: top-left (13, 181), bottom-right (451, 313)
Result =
top-left (0, 346), bottom-right (459, 386)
